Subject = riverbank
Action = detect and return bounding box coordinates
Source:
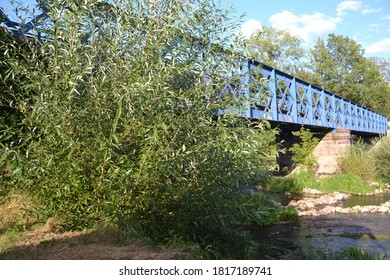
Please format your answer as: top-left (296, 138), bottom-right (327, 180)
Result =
top-left (0, 225), bottom-right (192, 260)
top-left (288, 189), bottom-right (390, 216)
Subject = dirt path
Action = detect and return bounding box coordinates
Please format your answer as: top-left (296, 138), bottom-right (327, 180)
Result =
top-left (0, 227), bottom-right (192, 260)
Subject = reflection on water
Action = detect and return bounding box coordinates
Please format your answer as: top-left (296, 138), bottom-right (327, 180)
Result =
top-left (255, 191), bottom-right (390, 256)
top-left (255, 213), bottom-right (390, 256)
top-left (342, 194), bottom-right (390, 208)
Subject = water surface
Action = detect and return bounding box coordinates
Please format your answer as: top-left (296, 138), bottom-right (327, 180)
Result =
top-left (256, 213), bottom-right (390, 256)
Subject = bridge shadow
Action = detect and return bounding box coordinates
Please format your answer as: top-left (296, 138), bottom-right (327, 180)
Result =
top-left (272, 123), bottom-right (332, 173)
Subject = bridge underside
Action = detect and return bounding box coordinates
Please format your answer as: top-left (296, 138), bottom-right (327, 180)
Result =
top-left (272, 123), bottom-right (380, 176)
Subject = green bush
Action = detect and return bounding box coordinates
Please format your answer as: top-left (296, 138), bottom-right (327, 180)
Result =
top-left (338, 140), bottom-right (375, 181)
top-left (0, 0), bottom-right (277, 251)
top-left (289, 128), bottom-right (319, 171)
top-left (370, 137), bottom-right (390, 183)
top-left (236, 193), bottom-right (298, 226)
top-left (319, 173), bottom-right (374, 194)
top-left (265, 171), bottom-right (319, 193)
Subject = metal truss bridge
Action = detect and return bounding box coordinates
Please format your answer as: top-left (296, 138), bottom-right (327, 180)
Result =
top-left (220, 59), bottom-right (388, 135)
top-left (1, 8), bottom-right (388, 135)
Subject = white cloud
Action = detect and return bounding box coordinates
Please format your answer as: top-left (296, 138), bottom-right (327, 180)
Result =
top-left (336, 1), bottom-right (362, 16)
top-left (240, 19), bottom-right (263, 38)
top-left (365, 38), bottom-right (390, 54)
top-left (336, 1), bottom-right (383, 16)
top-left (362, 7), bottom-right (382, 14)
top-left (269, 10), bottom-right (340, 43)
top-left (369, 23), bottom-right (382, 30)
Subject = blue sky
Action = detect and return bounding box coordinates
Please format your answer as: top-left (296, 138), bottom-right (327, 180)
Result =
top-left (224, 0), bottom-right (390, 58)
top-left (2, 0), bottom-right (390, 58)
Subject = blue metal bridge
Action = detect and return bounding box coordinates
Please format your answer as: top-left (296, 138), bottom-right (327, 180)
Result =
top-left (1, 8), bottom-right (388, 135)
top-left (221, 59), bottom-right (388, 135)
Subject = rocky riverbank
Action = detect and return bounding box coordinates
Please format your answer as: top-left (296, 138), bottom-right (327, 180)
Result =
top-left (288, 188), bottom-right (390, 216)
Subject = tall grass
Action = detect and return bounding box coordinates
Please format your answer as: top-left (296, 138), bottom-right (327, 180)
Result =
top-left (338, 140), bottom-right (376, 181)
top-left (339, 137), bottom-right (390, 183)
top-left (319, 173), bottom-right (374, 194)
top-left (265, 171), bottom-right (319, 193)
top-left (370, 137), bottom-right (390, 183)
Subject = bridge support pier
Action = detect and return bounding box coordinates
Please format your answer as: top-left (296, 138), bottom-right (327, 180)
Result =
top-left (276, 126), bottom-right (351, 176)
top-left (312, 127), bottom-right (351, 177)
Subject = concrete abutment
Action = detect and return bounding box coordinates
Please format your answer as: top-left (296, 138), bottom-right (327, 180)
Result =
top-left (312, 127), bottom-right (351, 176)
top-left (276, 125), bottom-right (352, 176)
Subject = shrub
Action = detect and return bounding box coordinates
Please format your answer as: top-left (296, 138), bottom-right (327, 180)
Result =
top-left (370, 137), bottom-right (390, 183)
top-left (265, 171), bottom-right (319, 193)
top-left (319, 173), bottom-right (374, 194)
top-left (0, 0), bottom-right (277, 249)
top-left (289, 128), bottom-right (319, 171)
top-left (338, 139), bottom-right (375, 181)
top-left (236, 193), bottom-right (298, 226)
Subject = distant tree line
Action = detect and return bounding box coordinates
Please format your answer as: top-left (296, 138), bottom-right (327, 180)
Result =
top-left (246, 26), bottom-right (390, 116)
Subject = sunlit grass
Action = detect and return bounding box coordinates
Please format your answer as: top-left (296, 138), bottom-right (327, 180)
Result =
top-left (318, 173), bottom-right (375, 194)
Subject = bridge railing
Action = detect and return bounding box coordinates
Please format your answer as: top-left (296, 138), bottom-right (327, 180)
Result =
top-left (1, 8), bottom-right (388, 134)
top-left (220, 59), bottom-right (388, 135)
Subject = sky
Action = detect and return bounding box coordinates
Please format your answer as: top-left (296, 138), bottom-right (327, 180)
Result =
top-left (224, 0), bottom-right (390, 59)
top-left (1, 0), bottom-right (390, 58)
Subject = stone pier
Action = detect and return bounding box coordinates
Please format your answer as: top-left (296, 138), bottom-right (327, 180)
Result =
top-left (276, 125), bottom-right (352, 176)
top-left (313, 126), bottom-right (351, 177)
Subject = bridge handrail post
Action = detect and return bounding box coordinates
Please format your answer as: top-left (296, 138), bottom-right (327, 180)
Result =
top-left (363, 108), bottom-right (368, 131)
top-left (269, 68), bottom-right (278, 121)
top-left (290, 78), bottom-right (298, 123)
top-left (320, 89), bottom-right (326, 126)
top-left (331, 94), bottom-right (336, 128)
top-left (347, 101), bottom-right (352, 130)
top-left (307, 85), bottom-right (313, 125)
top-left (359, 105), bottom-right (363, 131)
top-left (380, 115), bottom-right (385, 134)
top-left (339, 98), bottom-right (345, 128)
top-left (353, 104), bottom-right (359, 131)
top-left (370, 111), bottom-right (375, 133)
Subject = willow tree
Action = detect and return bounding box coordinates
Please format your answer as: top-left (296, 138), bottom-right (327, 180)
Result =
top-left (0, 0), bottom-right (276, 246)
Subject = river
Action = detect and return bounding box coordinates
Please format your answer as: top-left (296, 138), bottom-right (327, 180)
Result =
top-left (255, 194), bottom-right (390, 257)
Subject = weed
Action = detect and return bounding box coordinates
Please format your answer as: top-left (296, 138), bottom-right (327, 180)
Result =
top-left (370, 137), bottom-right (390, 183)
top-left (0, 228), bottom-right (22, 254)
top-left (319, 173), bottom-right (374, 194)
top-left (265, 171), bottom-right (319, 193)
top-left (289, 128), bottom-right (319, 171)
top-left (338, 139), bottom-right (376, 181)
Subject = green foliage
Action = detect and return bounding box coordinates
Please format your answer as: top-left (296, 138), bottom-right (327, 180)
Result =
top-left (194, 193), bottom-right (298, 259)
top-left (242, 27), bottom-right (390, 115)
top-left (370, 137), bottom-right (390, 183)
top-left (245, 26), bottom-right (306, 74)
top-left (338, 140), bottom-right (376, 181)
top-left (338, 137), bottom-right (390, 183)
top-left (319, 173), bottom-right (374, 194)
top-left (265, 171), bottom-right (319, 193)
top-left (289, 128), bottom-right (319, 171)
top-left (0, 0), bottom-right (278, 256)
top-left (236, 193), bottom-right (298, 226)
top-left (371, 57), bottom-right (390, 85)
top-left (308, 34), bottom-right (390, 115)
